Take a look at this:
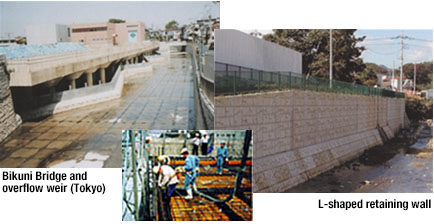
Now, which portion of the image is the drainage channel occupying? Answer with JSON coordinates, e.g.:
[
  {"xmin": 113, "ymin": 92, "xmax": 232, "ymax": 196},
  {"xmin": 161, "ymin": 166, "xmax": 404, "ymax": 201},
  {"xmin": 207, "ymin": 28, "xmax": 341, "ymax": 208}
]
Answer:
[
  {"xmin": 0, "ymin": 46, "xmax": 197, "ymax": 168},
  {"xmin": 285, "ymin": 121, "xmax": 433, "ymax": 193}
]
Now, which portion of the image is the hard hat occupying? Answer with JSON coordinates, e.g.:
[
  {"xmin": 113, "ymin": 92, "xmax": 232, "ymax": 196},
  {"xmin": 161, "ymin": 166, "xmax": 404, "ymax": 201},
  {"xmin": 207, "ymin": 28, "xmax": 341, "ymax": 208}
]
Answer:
[
  {"xmin": 195, "ymin": 133, "xmax": 200, "ymax": 136},
  {"xmin": 152, "ymin": 166, "xmax": 160, "ymax": 174},
  {"xmin": 145, "ymin": 136, "xmax": 152, "ymax": 144},
  {"xmin": 158, "ymin": 155, "xmax": 170, "ymax": 164},
  {"xmin": 220, "ymin": 141, "xmax": 225, "ymax": 145},
  {"xmin": 158, "ymin": 155, "xmax": 166, "ymax": 162},
  {"xmin": 181, "ymin": 148, "xmax": 188, "ymax": 154}
]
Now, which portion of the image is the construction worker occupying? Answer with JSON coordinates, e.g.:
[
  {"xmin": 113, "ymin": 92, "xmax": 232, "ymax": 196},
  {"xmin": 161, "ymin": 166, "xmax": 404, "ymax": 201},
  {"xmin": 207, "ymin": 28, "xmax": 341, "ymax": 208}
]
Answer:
[
  {"xmin": 192, "ymin": 133, "xmax": 200, "ymax": 156},
  {"xmin": 216, "ymin": 141, "xmax": 228, "ymax": 175},
  {"xmin": 200, "ymin": 133, "xmax": 209, "ymax": 156},
  {"xmin": 181, "ymin": 147, "xmax": 200, "ymax": 199},
  {"xmin": 153, "ymin": 164, "xmax": 179, "ymax": 218},
  {"xmin": 158, "ymin": 155, "xmax": 170, "ymax": 165},
  {"xmin": 145, "ymin": 137, "xmax": 152, "ymax": 154}
]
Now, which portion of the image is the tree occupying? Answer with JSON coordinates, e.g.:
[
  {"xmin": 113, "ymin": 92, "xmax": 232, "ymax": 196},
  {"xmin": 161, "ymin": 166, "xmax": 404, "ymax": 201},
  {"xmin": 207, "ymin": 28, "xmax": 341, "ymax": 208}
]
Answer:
[
  {"xmin": 365, "ymin": 62, "xmax": 389, "ymax": 75},
  {"xmin": 405, "ymin": 97, "xmax": 433, "ymax": 121},
  {"xmin": 354, "ymin": 64, "xmax": 378, "ymax": 86},
  {"xmin": 108, "ymin": 18, "xmax": 125, "ymax": 23},
  {"xmin": 165, "ymin": 20, "xmax": 179, "ymax": 30},
  {"xmin": 263, "ymin": 29, "xmax": 366, "ymax": 83},
  {"xmin": 402, "ymin": 61, "xmax": 433, "ymax": 90}
]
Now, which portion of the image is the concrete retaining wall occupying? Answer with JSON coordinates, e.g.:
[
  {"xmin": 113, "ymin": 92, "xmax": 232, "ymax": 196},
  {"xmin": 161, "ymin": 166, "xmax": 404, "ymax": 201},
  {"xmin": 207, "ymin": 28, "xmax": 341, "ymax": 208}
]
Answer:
[
  {"xmin": 215, "ymin": 90, "xmax": 405, "ymax": 192},
  {"xmin": 0, "ymin": 55, "xmax": 20, "ymax": 143}
]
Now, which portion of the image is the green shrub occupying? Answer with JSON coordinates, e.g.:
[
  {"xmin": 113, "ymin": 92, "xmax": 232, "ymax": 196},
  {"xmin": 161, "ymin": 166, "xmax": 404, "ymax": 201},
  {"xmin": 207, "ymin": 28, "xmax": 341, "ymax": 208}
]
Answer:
[{"xmin": 405, "ymin": 97, "xmax": 433, "ymax": 121}]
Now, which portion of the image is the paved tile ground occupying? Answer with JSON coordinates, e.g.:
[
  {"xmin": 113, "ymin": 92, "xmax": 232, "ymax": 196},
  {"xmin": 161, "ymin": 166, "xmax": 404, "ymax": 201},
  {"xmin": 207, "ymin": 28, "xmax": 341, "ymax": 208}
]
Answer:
[{"xmin": 0, "ymin": 56, "xmax": 194, "ymax": 168}]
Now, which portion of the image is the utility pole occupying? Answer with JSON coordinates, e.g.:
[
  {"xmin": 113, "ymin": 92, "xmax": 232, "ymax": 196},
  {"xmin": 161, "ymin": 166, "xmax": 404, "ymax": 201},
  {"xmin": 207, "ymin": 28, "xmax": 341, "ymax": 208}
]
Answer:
[
  {"xmin": 329, "ymin": 29, "xmax": 333, "ymax": 88},
  {"xmin": 413, "ymin": 62, "xmax": 416, "ymax": 95},
  {"xmin": 392, "ymin": 61, "xmax": 395, "ymax": 90},
  {"xmin": 400, "ymin": 36, "xmax": 404, "ymax": 92}
]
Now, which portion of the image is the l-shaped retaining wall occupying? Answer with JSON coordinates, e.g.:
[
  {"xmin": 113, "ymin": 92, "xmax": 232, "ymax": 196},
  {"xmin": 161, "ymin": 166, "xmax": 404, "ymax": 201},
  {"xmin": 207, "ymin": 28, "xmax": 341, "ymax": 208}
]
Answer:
[{"xmin": 215, "ymin": 90, "xmax": 405, "ymax": 192}]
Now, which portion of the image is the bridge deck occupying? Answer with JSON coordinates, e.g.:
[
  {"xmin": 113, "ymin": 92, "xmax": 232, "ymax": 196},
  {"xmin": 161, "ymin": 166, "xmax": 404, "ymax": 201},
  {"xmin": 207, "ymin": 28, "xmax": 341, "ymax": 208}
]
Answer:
[
  {"xmin": 8, "ymin": 42, "xmax": 159, "ymax": 87},
  {"xmin": 0, "ymin": 55, "xmax": 194, "ymax": 168}
]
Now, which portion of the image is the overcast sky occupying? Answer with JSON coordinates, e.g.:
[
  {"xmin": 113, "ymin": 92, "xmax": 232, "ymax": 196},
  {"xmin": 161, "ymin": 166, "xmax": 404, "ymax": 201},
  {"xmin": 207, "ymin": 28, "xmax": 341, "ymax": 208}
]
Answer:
[{"xmin": 0, "ymin": 1, "xmax": 220, "ymax": 38}]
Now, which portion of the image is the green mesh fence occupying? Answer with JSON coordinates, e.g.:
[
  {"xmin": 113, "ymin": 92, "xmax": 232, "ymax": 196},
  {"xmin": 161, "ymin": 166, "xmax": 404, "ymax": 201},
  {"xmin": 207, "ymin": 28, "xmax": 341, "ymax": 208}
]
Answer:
[{"xmin": 215, "ymin": 71, "xmax": 405, "ymax": 98}]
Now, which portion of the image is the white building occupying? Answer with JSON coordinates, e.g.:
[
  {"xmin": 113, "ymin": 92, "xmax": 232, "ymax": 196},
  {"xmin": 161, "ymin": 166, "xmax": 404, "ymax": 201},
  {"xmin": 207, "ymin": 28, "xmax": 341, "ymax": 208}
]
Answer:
[
  {"xmin": 25, "ymin": 24, "xmax": 71, "ymax": 45},
  {"xmin": 215, "ymin": 29, "xmax": 302, "ymax": 74}
]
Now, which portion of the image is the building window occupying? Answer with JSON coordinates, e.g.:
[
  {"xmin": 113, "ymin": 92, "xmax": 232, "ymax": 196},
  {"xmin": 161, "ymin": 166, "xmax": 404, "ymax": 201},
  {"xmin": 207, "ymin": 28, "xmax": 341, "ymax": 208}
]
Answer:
[
  {"xmin": 72, "ymin": 27, "xmax": 108, "ymax": 33},
  {"xmin": 127, "ymin": 25, "xmax": 138, "ymax": 28}
]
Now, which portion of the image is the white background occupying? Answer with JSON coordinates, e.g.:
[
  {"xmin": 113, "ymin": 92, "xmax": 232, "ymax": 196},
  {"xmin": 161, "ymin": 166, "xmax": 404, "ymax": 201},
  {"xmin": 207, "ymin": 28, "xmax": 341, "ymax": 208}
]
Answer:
[
  {"xmin": 222, "ymin": 0, "xmax": 434, "ymax": 223},
  {"xmin": 1, "ymin": 0, "xmax": 433, "ymax": 223}
]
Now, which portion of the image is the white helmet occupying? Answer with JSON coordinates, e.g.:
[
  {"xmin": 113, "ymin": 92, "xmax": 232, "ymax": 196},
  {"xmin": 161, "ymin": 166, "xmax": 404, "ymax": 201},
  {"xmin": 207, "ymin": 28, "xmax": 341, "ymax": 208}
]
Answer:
[
  {"xmin": 158, "ymin": 155, "xmax": 170, "ymax": 165},
  {"xmin": 145, "ymin": 136, "xmax": 152, "ymax": 143},
  {"xmin": 180, "ymin": 147, "xmax": 188, "ymax": 154},
  {"xmin": 153, "ymin": 166, "xmax": 160, "ymax": 174}
]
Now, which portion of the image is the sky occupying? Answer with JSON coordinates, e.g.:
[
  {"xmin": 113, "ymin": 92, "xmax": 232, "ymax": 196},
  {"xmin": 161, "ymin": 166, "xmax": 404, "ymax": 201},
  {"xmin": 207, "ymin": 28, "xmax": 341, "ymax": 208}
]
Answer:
[
  {"xmin": 355, "ymin": 29, "xmax": 432, "ymax": 69},
  {"xmin": 0, "ymin": 1, "xmax": 220, "ymax": 38},
  {"xmin": 242, "ymin": 29, "xmax": 432, "ymax": 69}
]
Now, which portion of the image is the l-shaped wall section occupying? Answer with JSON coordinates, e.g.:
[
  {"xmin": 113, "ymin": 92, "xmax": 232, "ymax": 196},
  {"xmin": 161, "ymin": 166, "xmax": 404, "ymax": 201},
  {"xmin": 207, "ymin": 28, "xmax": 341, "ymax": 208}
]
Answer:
[{"xmin": 215, "ymin": 90, "xmax": 405, "ymax": 192}]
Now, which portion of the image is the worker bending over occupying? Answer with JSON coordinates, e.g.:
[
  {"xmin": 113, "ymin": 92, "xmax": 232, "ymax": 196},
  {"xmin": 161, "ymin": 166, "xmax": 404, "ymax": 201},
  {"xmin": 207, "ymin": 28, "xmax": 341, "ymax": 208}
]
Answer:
[
  {"xmin": 216, "ymin": 141, "xmax": 228, "ymax": 175},
  {"xmin": 153, "ymin": 162, "xmax": 179, "ymax": 218},
  {"xmin": 181, "ymin": 148, "xmax": 200, "ymax": 199}
]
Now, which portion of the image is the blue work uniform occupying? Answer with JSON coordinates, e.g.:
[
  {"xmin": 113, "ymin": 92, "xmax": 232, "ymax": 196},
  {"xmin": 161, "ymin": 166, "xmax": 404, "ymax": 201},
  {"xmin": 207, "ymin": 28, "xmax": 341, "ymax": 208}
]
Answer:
[
  {"xmin": 184, "ymin": 155, "xmax": 200, "ymax": 190},
  {"xmin": 216, "ymin": 146, "xmax": 228, "ymax": 173}
]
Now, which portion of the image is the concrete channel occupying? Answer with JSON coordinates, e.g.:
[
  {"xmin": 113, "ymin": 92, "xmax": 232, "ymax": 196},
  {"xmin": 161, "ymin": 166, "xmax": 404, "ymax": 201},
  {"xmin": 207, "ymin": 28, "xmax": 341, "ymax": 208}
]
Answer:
[
  {"xmin": 0, "ymin": 42, "xmax": 212, "ymax": 168},
  {"xmin": 285, "ymin": 121, "xmax": 433, "ymax": 193}
]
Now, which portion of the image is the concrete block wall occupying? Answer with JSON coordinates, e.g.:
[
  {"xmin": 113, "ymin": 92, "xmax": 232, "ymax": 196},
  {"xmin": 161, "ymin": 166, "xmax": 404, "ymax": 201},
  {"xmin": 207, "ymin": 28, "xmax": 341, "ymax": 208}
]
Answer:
[
  {"xmin": 215, "ymin": 90, "xmax": 406, "ymax": 192},
  {"xmin": 0, "ymin": 55, "xmax": 19, "ymax": 143}
]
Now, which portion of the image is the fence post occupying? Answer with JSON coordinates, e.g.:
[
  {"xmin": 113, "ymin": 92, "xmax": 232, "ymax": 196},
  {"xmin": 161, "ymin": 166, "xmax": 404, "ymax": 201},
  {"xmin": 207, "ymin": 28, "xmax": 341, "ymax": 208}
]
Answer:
[
  {"xmin": 233, "ymin": 70, "xmax": 236, "ymax": 94},
  {"xmin": 278, "ymin": 72, "xmax": 281, "ymax": 89},
  {"xmin": 258, "ymin": 71, "xmax": 261, "ymax": 91},
  {"xmin": 289, "ymin": 72, "xmax": 292, "ymax": 89},
  {"xmin": 225, "ymin": 64, "xmax": 229, "ymax": 94}
]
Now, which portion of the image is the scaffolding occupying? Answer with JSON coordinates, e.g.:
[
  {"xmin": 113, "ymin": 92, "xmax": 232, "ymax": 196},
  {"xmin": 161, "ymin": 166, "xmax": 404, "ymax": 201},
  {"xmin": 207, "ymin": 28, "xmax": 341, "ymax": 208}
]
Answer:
[{"xmin": 122, "ymin": 130, "xmax": 253, "ymax": 221}]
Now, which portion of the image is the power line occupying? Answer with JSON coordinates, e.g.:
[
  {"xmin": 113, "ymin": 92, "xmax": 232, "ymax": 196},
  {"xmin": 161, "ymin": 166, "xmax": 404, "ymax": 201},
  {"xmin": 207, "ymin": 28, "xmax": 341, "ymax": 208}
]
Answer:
[
  {"xmin": 364, "ymin": 34, "xmax": 430, "ymax": 91},
  {"xmin": 364, "ymin": 36, "xmax": 432, "ymax": 43},
  {"xmin": 366, "ymin": 48, "xmax": 401, "ymax": 55},
  {"xmin": 362, "ymin": 42, "xmax": 400, "ymax": 46},
  {"xmin": 406, "ymin": 44, "xmax": 433, "ymax": 48},
  {"xmin": 364, "ymin": 37, "xmax": 395, "ymax": 41},
  {"xmin": 408, "ymin": 37, "xmax": 432, "ymax": 42}
]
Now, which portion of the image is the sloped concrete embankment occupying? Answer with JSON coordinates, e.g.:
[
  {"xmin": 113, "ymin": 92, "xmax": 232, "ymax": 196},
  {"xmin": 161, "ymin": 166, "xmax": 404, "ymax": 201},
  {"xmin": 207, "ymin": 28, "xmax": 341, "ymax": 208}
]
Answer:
[
  {"xmin": 0, "ymin": 55, "xmax": 21, "ymax": 143},
  {"xmin": 215, "ymin": 90, "xmax": 405, "ymax": 192}
]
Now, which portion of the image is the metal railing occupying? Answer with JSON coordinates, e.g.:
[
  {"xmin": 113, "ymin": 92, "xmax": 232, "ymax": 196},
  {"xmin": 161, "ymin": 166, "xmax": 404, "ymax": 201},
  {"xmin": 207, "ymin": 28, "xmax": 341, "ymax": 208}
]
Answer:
[{"xmin": 215, "ymin": 70, "xmax": 405, "ymax": 98}]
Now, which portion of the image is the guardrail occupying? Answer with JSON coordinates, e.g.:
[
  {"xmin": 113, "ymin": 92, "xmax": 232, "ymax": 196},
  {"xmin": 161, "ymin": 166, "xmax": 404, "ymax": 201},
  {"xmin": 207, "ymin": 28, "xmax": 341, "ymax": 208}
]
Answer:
[{"xmin": 215, "ymin": 70, "xmax": 405, "ymax": 98}]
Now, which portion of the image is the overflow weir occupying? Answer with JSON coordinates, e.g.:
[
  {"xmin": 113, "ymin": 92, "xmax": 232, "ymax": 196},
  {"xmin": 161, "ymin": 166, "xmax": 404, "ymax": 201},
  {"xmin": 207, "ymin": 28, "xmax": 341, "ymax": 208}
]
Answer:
[{"xmin": 0, "ymin": 41, "xmax": 213, "ymax": 168}]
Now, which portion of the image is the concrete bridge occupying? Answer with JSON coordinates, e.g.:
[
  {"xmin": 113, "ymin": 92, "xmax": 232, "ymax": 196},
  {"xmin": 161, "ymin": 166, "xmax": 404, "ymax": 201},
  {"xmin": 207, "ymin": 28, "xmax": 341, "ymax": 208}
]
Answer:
[
  {"xmin": 0, "ymin": 41, "xmax": 213, "ymax": 168},
  {"xmin": 8, "ymin": 42, "xmax": 159, "ymax": 88},
  {"xmin": 7, "ymin": 42, "xmax": 159, "ymax": 119}
]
